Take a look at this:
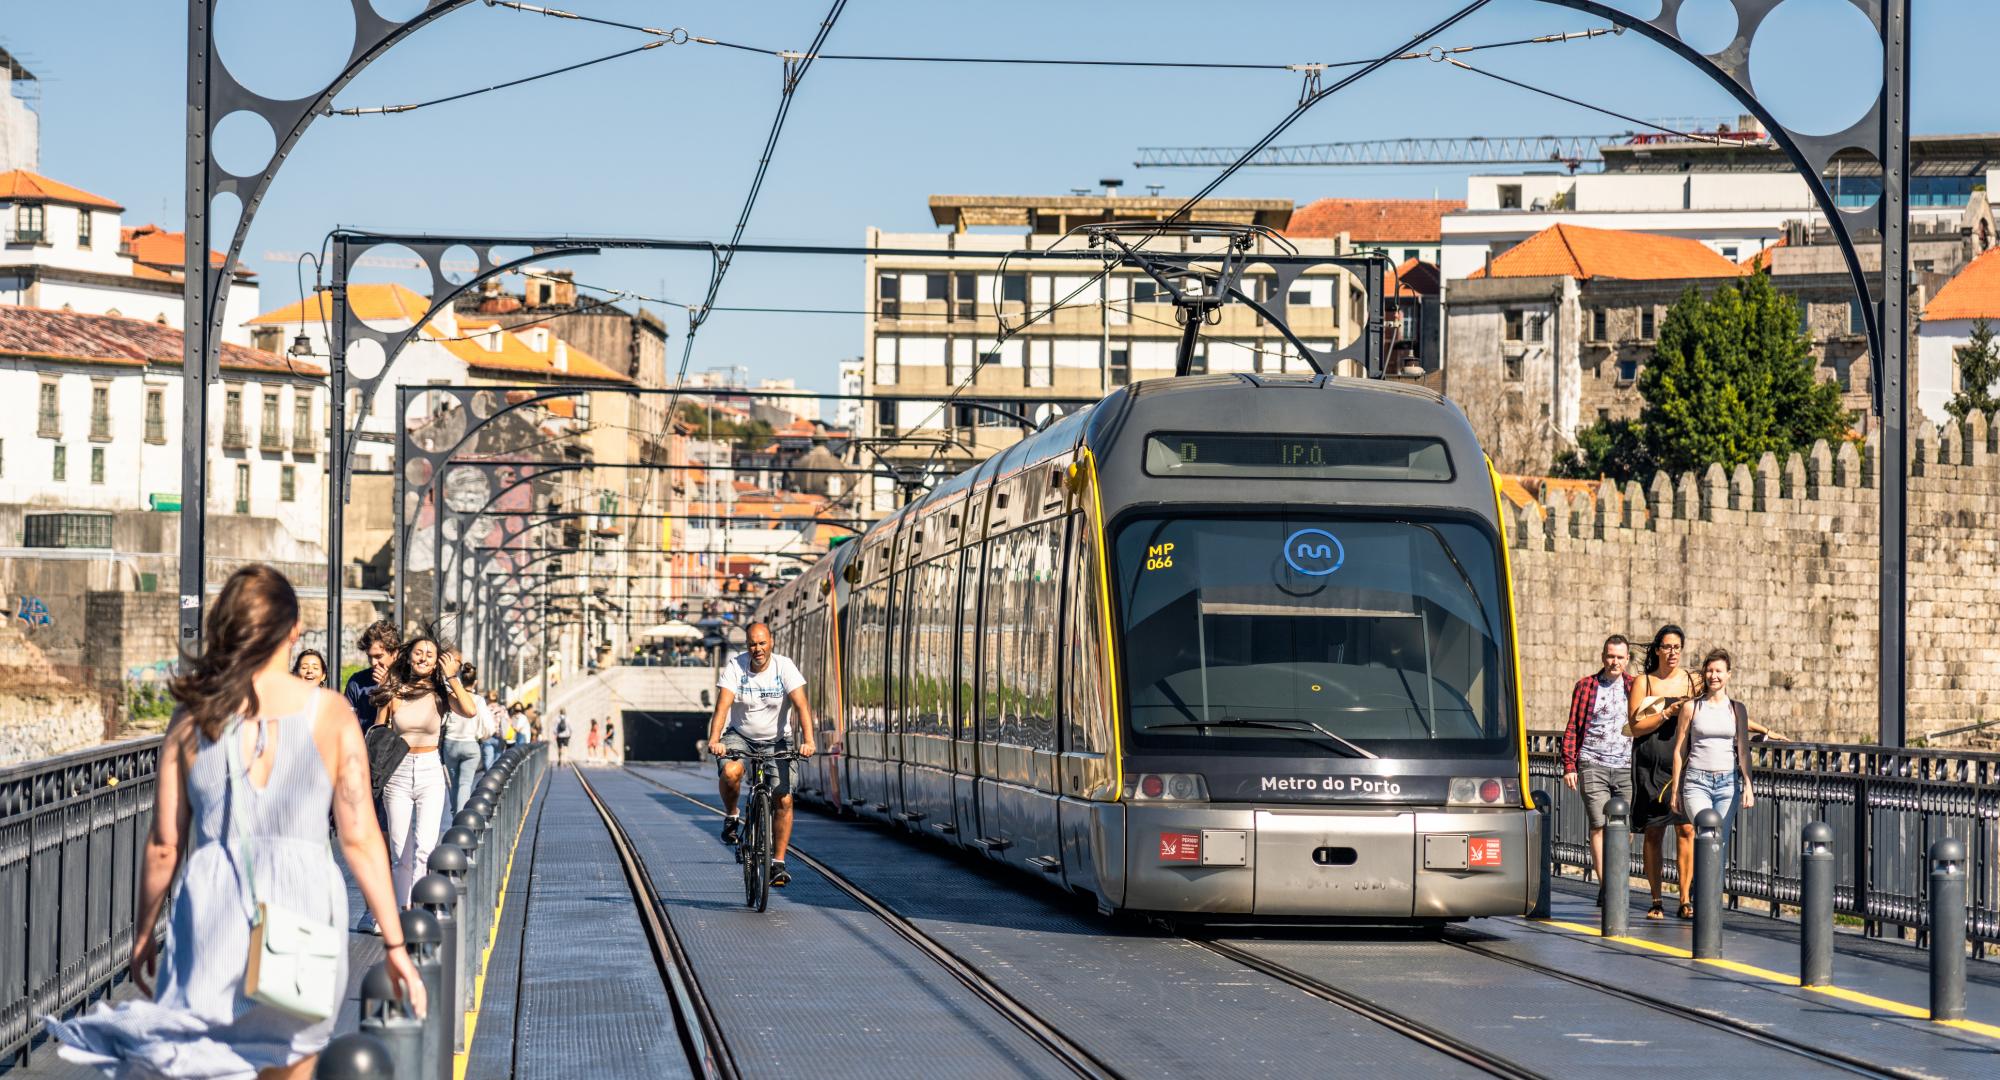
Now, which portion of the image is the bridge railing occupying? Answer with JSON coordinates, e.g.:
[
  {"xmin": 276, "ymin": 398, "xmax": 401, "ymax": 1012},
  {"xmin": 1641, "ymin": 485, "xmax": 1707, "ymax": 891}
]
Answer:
[
  {"xmin": 1, "ymin": 736, "xmax": 161, "ymax": 1063},
  {"xmin": 1528, "ymin": 732, "xmax": 2000, "ymax": 954}
]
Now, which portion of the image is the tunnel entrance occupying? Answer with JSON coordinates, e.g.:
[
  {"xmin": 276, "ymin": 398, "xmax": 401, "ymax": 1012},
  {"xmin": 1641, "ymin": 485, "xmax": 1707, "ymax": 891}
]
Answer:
[{"xmin": 620, "ymin": 710, "xmax": 709, "ymax": 762}]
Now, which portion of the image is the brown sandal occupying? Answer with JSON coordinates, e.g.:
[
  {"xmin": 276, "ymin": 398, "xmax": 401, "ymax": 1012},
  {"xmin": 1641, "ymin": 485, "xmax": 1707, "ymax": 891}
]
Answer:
[
  {"xmin": 1646, "ymin": 900, "xmax": 1665, "ymax": 920},
  {"xmin": 1677, "ymin": 902, "xmax": 1695, "ymax": 920}
]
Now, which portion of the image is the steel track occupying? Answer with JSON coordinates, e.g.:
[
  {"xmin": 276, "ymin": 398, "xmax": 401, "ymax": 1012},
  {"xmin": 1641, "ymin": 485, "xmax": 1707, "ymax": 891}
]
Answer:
[
  {"xmin": 572, "ymin": 766, "xmax": 739, "ymax": 1080},
  {"xmin": 618, "ymin": 766, "xmax": 1120, "ymax": 1080},
  {"xmin": 1441, "ymin": 934, "xmax": 1908, "ymax": 1079}
]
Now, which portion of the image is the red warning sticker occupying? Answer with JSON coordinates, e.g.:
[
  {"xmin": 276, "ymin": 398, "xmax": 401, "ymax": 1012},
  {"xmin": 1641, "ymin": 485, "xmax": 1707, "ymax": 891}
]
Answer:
[
  {"xmin": 1159, "ymin": 832, "xmax": 1202, "ymax": 862},
  {"xmin": 1469, "ymin": 837, "xmax": 1503, "ymax": 867}
]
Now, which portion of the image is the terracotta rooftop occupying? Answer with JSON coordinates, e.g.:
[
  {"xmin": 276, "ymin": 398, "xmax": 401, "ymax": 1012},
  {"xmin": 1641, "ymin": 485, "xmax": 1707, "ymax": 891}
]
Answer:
[
  {"xmin": 1468, "ymin": 223, "xmax": 1745, "ymax": 282},
  {"xmin": 120, "ymin": 223, "xmax": 236, "ymax": 273},
  {"xmin": 1924, "ymin": 245, "xmax": 2000, "ymax": 321},
  {"xmin": 0, "ymin": 169, "xmax": 122, "ymax": 211},
  {"xmin": 1384, "ymin": 258, "xmax": 1441, "ymax": 297},
  {"xmin": 1738, "ymin": 237, "xmax": 1785, "ymax": 272},
  {"xmin": 0, "ymin": 304, "xmax": 322, "ymax": 376},
  {"xmin": 249, "ymin": 282, "xmax": 431, "ymax": 326},
  {"xmin": 1286, "ymin": 198, "xmax": 1463, "ymax": 243}
]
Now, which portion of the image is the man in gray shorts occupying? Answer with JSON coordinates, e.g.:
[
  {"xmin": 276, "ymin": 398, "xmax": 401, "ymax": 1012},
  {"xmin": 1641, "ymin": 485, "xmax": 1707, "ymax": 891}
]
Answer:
[
  {"xmin": 707, "ymin": 622, "xmax": 817, "ymax": 887},
  {"xmin": 1562, "ymin": 634, "xmax": 1637, "ymax": 895}
]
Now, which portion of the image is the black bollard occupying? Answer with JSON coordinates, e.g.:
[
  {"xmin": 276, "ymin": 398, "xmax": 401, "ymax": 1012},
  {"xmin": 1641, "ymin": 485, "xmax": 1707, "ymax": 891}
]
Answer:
[
  {"xmin": 1800, "ymin": 822, "xmax": 1835, "ymax": 987},
  {"xmin": 443, "ymin": 824, "xmax": 483, "ymax": 949},
  {"xmin": 316, "ymin": 1031, "xmax": 394, "ymax": 1080},
  {"xmin": 1929, "ymin": 837, "xmax": 1966, "ymax": 1022},
  {"xmin": 400, "ymin": 907, "xmax": 448, "ymax": 1080},
  {"xmin": 358, "ymin": 961, "xmax": 424, "ymax": 1080},
  {"xmin": 1692, "ymin": 809, "xmax": 1723, "ymax": 959},
  {"xmin": 412, "ymin": 873, "xmax": 461, "ymax": 1054},
  {"xmin": 1602, "ymin": 797, "xmax": 1630, "ymax": 938},
  {"xmin": 429, "ymin": 843, "xmax": 472, "ymax": 1014},
  {"xmin": 1529, "ymin": 795, "xmax": 1552, "ymax": 919}
]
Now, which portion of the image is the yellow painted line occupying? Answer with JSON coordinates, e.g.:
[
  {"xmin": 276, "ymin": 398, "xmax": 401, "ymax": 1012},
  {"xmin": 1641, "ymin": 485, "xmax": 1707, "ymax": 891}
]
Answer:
[
  {"xmin": 1536, "ymin": 915, "xmax": 2000, "ymax": 1039},
  {"xmin": 450, "ymin": 762, "xmax": 547, "ymax": 1080}
]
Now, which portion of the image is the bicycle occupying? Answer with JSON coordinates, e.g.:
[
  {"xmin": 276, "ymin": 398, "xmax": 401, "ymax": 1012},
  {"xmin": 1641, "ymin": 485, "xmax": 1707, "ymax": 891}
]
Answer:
[{"xmin": 725, "ymin": 747, "xmax": 798, "ymax": 912}]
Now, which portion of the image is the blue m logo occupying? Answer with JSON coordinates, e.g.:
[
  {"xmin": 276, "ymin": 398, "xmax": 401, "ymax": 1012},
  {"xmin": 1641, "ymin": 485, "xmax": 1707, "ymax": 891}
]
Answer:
[{"xmin": 1283, "ymin": 529, "xmax": 1345, "ymax": 577}]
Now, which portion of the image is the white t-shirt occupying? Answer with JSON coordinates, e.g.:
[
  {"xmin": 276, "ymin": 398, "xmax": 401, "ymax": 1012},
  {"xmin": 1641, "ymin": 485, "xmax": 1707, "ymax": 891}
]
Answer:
[{"xmin": 719, "ymin": 652, "xmax": 806, "ymax": 742}]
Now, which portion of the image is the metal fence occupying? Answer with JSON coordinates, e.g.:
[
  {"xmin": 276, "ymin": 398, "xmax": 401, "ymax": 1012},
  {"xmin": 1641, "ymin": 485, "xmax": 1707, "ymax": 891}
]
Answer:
[
  {"xmin": 1, "ymin": 736, "xmax": 160, "ymax": 1063},
  {"xmin": 1528, "ymin": 732, "xmax": 2000, "ymax": 954}
]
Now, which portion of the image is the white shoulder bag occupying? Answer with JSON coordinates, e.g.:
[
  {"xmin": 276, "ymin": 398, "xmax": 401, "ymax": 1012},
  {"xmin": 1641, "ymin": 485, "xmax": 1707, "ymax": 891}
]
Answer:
[{"xmin": 224, "ymin": 717, "xmax": 344, "ymax": 1021}]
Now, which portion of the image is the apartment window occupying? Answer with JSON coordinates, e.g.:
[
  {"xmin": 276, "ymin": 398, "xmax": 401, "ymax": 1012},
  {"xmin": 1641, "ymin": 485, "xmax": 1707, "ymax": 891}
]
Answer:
[
  {"xmin": 14, "ymin": 203, "xmax": 45, "ymax": 243},
  {"xmin": 52, "ymin": 444, "xmax": 66, "ymax": 481},
  {"xmin": 1640, "ymin": 309, "xmax": 1656, "ymax": 339},
  {"xmin": 1001, "ymin": 274, "xmax": 1027, "ymax": 304},
  {"xmin": 1503, "ymin": 354, "xmax": 1523, "ymax": 381},
  {"xmin": 293, "ymin": 396, "xmax": 314, "ymax": 452},
  {"xmin": 1498, "ymin": 184, "xmax": 1523, "ymax": 210},
  {"xmin": 1110, "ymin": 347, "xmax": 1130, "ymax": 385},
  {"xmin": 235, "ymin": 463, "xmax": 251, "ymax": 514},
  {"xmin": 955, "ymin": 271, "xmax": 978, "ymax": 318},
  {"xmin": 1617, "ymin": 358, "xmax": 1639, "ymax": 384},
  {"xmin": 77, "ymin": 212, "xmax": 92, "ymax": 249},
  {"xmin": 90, "ymin": 383, "xmax": 111, "ymax": 441},
  {"xmin": 876, "ymin": 272, "xmax": 899, "ymax": 319},
  {"xmin": 1597, "ymin": 408, "xmax": 1611, "ymax": 424},
  {"xmin": 1504, "ymin": 310, "xmax": 1524, "ymax": 341},
  {"xmin": 1403, "ymin": 248, "xmax": 1421, "ymax": 263},
  {"xmin": 1591, "ymin": 309, "xmax": 1607, "ymax": 340},
  {"xmin": 37, "ymin": 379, "xmax": 59, "ymax": 437},
  {"xmin": 90, "ymin": 447, "xmax": 104, "ymax": 485},
  {"xmin": 875, "ymin": 337, "xmax": 898, "ymax": 385},
  {"xmin": 223, "ymin": 387, "xmax": 246, "ymax": 447},
  {"xmin": 260, "ymin": 392, "xmax": 282, "ymax": 450},
  {"xmin": 1848, "ymin": 298, "xmax": 1867, "ymax": 335},
  {"xmin": 1132, "ymin": 279, "xmax": 1159, "ymax": 305},
  {"xmin": 1721, "ymin": 245, "xmax": 1739, "ymax": 261},
  {"xmin": 145, "ymin": 389, "xmax": 166, "ymax": 444},
  {"xmin": 280, "ymin": 465, "xmax": 296, "ymax": 502},
  {"xmin": 875, "ymin": 399, "xmax": 896, "ymax": 430},
  {"xmin": 1526, "ymin": 314, "xmax": 1545, "ymax": 343},
  {"xmin": 1287, "ymin": 287, "xmax": 1312, "ymax": 307},
  {"xmin": 23, "ymin": 512, "xmax": 112, "ymax": 549},
  {"xmin": 925, "ymin": 273, "xmax": 947, "ymax": 303}
]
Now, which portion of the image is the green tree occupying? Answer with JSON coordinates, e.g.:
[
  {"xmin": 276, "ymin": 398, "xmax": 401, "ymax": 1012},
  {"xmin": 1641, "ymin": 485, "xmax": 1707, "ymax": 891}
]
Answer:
[
  {"xmin": 1944, "ymin": 317, "xmax": 2000, "ymax": 423},
  {"xmin": 1554, "ymin": 271, "xmax": 1850, "ymax": 481}
]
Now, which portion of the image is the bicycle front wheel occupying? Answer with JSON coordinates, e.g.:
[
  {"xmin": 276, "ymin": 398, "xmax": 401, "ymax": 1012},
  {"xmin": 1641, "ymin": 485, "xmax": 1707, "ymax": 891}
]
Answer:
[
  {"xmin": 752, "ymin": 792, "xmax": 774, "ymax": 913},
  {"xmin": 742, "ymin": 792, "xmax": 765, "ymax": 908}
]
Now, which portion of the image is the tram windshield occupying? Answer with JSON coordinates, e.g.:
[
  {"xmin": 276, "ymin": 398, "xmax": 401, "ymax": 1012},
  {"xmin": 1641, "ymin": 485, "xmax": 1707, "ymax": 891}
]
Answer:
[{"xmin": 1114, "ymin": 515, "xmax": 1514, "ymax": 757}]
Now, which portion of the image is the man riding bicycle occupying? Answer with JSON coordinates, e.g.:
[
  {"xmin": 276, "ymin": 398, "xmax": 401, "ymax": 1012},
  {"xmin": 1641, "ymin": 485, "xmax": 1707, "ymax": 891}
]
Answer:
[{"xmin": 708, "ymin": 622, "xmax": 816, "ymax": 887}]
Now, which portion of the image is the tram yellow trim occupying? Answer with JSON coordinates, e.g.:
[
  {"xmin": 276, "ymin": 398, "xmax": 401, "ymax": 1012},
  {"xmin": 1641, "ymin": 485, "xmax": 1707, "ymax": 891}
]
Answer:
[
  {"xmin": 1486, "ymin": 457, "xmax": 1534, "ymax": 802},
  {"xmin": 1082, "ymin": 447, "xmax": 1123, "ymax": 801}
]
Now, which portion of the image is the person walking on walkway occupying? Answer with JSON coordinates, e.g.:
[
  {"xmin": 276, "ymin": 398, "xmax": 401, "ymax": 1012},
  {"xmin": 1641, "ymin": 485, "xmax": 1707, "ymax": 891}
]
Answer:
[
  {"xmin": 603, "ymin": 718, "xmax": 618, "ymax": 764},
  {"xmin": 439, "ymin": 662, "xmax": 487, "ymax": 816},
  {"xmin": 371, "ymin": 635, "xmax": 479, "ymax": 909},
  {"xmin": 46, "ymin": 565, "xmax": 424, "ymax": 1079},
  {"xmin": 480, "ymin": 693, "xmax": 507, "ymax": 770},
  {"xmin": 1561, "ymin": 634, "xmax": 1636, "ymax": 897},
  {"xmin": 707, "ymin": 622, "xmax": 817, "ymax": 887},
  {"xmin": 1668, "ymin": 648, "xmax": 1758, "ymax": 900},
  {"xmin": 290, "ymin": 649, "xmax": 327, "ymax": 690},
  {"xmin": 586, "ymin": 718, "xmax": 600, "ymax": 764},
  {"xmin": 554, "ymin": 711, "xmax": 572, "ymax": 764},
  {"xmin": 343, "ymin": 620, "xmax": 399, "ymax": 732},
  {"xmin": 1626, "ymin": 624, "xmax": 1702, "ymax": 920}
]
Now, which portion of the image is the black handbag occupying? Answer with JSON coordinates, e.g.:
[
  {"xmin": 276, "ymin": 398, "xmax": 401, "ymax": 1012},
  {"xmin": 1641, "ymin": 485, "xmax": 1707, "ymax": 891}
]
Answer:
[{"xmin": 363, "ymin": 723, "xmax": 407, "ymax": 800}]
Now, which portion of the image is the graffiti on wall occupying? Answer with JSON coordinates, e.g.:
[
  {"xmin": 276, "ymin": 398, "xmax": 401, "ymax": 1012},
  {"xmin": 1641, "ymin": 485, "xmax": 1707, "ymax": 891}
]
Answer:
[
  {"xmin": 125, "ymin": 659, "xmax": 175, "ymax": 684},
  {"xmin": 12, "ymin": 596, "xmax": 52, "ymax": 630}
]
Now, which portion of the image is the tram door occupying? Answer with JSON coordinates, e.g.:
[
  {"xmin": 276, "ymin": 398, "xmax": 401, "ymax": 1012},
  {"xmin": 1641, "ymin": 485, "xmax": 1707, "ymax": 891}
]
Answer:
[
  {"xmin": 950, "ymin": 525, "xmax": 985, "ymax": 847},
  {"xmin": 886, "ymin": 526, "xmax": 915, "ymax": 824}
]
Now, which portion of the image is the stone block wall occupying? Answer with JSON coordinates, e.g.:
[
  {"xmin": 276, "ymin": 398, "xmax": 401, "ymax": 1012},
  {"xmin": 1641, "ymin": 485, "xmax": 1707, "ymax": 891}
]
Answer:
[
  {"xmin": 1506, "ymin": 412, "xmax": 2000, "ymax": 743},
  {"xmin": 0, "ymin": 624, "xmax": 111, "ymax": 765}
]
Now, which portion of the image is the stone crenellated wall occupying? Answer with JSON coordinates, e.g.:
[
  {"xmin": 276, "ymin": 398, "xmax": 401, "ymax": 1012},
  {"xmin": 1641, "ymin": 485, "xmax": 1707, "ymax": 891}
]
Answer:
[{"xmin": 1507, "ymin": 412, "xmax": 2000, "ymax": 744}]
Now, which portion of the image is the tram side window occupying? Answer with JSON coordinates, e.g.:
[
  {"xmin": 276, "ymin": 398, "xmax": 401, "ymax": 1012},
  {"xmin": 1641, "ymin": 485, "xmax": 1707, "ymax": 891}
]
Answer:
[
  {"xmin": 980, "ymin": 533, "xmax": 1010, "ymax": 746},
  {"xmin": 913, "ymin": 558, "xmax": 943, "ymax": 738},
  {"xmin": 1063, "ymin": 514, "xmax": 1110, "ymax": 756},
  {"xmin": 956, "ymin": 545, "xmax": 979, "ymax": 741},
  {"xmin": 1025, "ymin": 520, "xmax": 1062, "ymax": 752},
  {"xmin": 934, "ymin": 553, "xmax": 961, "ymax": 738},
  {"xmin": 888, "ymin": 566, "xmax": 911, "ymax": 734}
]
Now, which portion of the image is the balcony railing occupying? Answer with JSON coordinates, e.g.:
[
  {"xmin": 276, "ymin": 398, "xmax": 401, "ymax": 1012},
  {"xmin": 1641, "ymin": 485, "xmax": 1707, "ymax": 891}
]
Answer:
[
  {"xmin": 292, "ymin": 425, "xmax": 317, "ymax": 454},
  {"xmin": 37, "ymin": 409, "xmax": 59, "ymax": 438},
  {"xmin": 221, "ymin": 421, "xmax": 247, "ymax": 449},
  {"xmin": 12, "ymin": 228, "xmax": 44, "ymax": 244},
  {"xmin": 90, "ymin": 413, "xmax": 111, "ymax": 442},
  {"xmin": 259, "ymin": 425, "xmax": 284, "ymax": 451},
  {"xmin": 144, "ymin": 418, "xmax": 166, "ymax": 444}
]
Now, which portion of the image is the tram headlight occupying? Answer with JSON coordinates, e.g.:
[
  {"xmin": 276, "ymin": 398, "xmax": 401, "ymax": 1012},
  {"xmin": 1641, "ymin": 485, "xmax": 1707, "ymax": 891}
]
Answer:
[
  {"xmin": 1447, "ymin": 777, "xmax": 1520, "ymax": 806},
  {"xmin": 1126, "ymin": 773, "xmax": 1209, "ymax": 802}
]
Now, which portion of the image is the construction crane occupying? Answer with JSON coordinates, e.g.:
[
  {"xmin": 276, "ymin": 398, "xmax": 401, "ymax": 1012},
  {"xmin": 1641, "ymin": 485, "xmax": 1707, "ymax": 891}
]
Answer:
[{"xmin": 1132, "ymin": 129, "xmax": 1754, "ymax": 173}]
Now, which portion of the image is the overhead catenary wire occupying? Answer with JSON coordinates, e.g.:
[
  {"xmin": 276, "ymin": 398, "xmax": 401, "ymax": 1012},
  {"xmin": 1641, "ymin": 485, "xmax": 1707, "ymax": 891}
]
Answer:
[
  {"xmin": 1440, "ymin": 56, "xmax": 1734, "ymax": 146},
  {"xmin": 325, "ymin": 36, "xmax": 684, "ymax": 116}
]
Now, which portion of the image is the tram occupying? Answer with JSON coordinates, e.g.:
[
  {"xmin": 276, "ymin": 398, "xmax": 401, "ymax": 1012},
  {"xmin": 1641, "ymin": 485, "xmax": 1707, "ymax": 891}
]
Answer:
[{"xmin": 757, "ymin": 373, "xmax": 1540, "ymax": 921}]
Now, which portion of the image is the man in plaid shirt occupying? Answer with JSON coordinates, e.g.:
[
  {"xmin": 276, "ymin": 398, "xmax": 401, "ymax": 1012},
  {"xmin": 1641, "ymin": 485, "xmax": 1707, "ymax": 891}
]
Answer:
[{"xmin": 1562, "ymin": 635, "xmax": 1637, "ymax": 893}]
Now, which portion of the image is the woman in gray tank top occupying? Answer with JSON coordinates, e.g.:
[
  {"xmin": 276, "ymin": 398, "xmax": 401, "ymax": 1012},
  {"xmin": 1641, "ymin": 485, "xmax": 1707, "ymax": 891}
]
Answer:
[{"xmin": 46, "ymin": 565, "xmax": 423, "ymax": 1078}]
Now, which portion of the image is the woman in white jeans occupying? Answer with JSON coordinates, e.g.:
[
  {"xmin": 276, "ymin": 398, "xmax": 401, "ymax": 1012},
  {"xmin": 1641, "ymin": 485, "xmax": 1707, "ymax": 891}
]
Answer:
[
  {"xmin": 1667, "ymin": 647, "xmax": 1757, "ymax": 902},
  {"xmin": 371, "ymin": 635, "xmax": 479, "ymax": 907}
]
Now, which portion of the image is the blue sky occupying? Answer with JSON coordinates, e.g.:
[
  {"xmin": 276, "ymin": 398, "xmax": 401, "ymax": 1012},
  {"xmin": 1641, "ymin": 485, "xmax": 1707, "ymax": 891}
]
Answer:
[{"xmin": 4, "ymin": 0, "xmax": 1993, "ymax": 390}]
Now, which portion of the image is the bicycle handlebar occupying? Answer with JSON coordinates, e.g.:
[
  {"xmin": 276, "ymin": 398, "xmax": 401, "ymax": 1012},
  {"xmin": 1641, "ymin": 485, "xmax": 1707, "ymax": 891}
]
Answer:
[{"xmin": 722, "ymin": 748, "xmax": 802, "ymax": 762}]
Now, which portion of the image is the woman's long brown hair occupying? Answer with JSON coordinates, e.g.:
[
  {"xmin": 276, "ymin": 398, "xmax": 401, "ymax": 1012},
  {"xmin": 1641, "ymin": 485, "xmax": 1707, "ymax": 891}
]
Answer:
[{"xmin": 170, "ymin": 565, "xmax": 300, "ymax": 742}]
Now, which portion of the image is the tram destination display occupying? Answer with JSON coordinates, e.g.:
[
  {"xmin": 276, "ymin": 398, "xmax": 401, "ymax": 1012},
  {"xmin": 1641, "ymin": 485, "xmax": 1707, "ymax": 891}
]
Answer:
[{"xmin": 1144, "ymin": 432, "xmax": 1452, "ymax": 481}]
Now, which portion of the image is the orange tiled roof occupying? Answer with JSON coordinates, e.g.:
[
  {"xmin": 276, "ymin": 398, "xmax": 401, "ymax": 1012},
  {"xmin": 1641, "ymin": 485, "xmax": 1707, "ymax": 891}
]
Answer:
[
  {"xmin": 0, "ymin": 169, "xmax": 122, "ymax": 211},
  {"xmin": 249, "ymin": 282, "xmax": 432, "ymax": 326},
  {"xmin": 120, "ymin": 223, "xmax": 233, "ymax": 272},
  {"xmin": 1383, "ymin": 257, "xmax": 1441, "ymax": 296},
  {"xmin": 436, "ymin": 319, "xmax": 629, "ymax": 383},
  {"xmin": 1924, "ymin": 245, "xmax": 2000, "ymax": 321},
  {"xmin": 1739, "ymin": 237, "xmax": 1785, "ymax": 272},
  {"xmin": 1468, "ymin": 223, "xmax": 1745, "ymax": 282},
  {"xmin": 0, "ymin": 303, "xmax": 322, "ymax": 376},
  {"xmin": 1286, "ymin": 198, "xmax": 1463, "ymax": 243}
]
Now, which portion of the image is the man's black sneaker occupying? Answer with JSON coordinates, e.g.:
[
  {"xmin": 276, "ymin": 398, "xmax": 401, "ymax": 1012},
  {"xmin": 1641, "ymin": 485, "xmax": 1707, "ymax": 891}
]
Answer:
[
  {"xmin": 770, "ymin": 863, "xmax": 791, "ymax": 887},
  {"xmin": 720, "ymin": 817, "xmax": 740, "ymax": 845}
]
